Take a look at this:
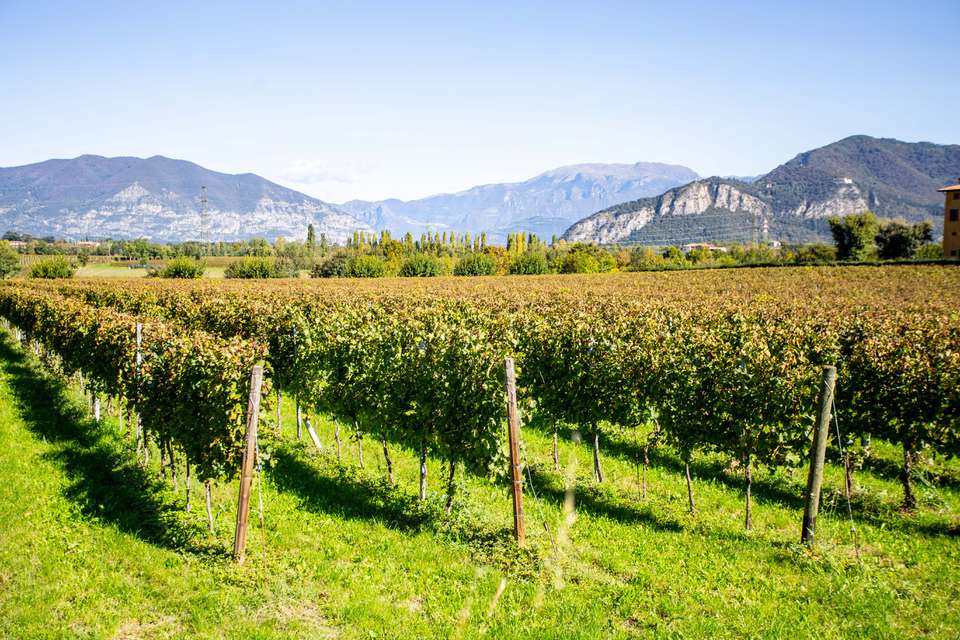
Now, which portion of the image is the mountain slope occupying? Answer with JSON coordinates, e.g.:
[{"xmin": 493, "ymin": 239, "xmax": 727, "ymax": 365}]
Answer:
[
  {"xmin": 0, "ymin": 155, "xmax": 371, "ymax": 242},
  {"xmin": 339, "ymin": 162, "xmax": 698, "ymax": 241},
  {"xmin": 564, "ymin": 136, "xmax": 960, "ymax": 245}
]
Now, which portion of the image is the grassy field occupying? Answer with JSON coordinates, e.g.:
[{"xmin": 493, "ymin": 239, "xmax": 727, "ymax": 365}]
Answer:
[
  {"xmin": 68, "ymin": 262, "xmax": 283, "ymax": 279},
  {"xmin": 0, "ymin": 330, "xmax": 958, "ymax": 638}
]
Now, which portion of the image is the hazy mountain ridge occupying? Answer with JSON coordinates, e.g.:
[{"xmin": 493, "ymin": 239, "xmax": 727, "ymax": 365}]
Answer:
[
  {"xmin": 0, "ymin": 155, "xmax": 371, "ymax": 242},
  {"xmin": 339, "ymin": 162, "xmax": 699, "ymax": 241},
  {"xmin": 563, "ymin": 136, "xmax": 960, "ymax": 245},
  {"xmin": 4, "ymin": 136, "xmax": 954, "ymax": 247}
]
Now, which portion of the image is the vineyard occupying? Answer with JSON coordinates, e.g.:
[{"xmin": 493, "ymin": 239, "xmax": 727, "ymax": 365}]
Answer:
[{"xmin": 0, "ymin": 265, "xmax": 959, "ymax": 638}]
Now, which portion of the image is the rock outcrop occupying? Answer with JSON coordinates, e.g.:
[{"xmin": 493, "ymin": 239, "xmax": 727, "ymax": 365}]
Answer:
[{"xmin": 563, "ymin": 136, "xmax": 960, "ymax": 245}]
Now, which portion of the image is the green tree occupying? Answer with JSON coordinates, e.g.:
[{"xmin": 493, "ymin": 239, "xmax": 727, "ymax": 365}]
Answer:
[
  {"xmin": 686, "ymin": 246, "xmax": 713, "ymax": 264},
  {"xmin": 0, "ymin": 242, "xmax": 20, "ymax": 279},
  {"xmin": 399, "ymin": 254, "xmax": 441, "ymax": 277},
  {"xmin": 245, "ymin": 238, "xmax": 274, "ymax": 257},
  {"xmin": 561, "ymin": 251, "xmax": 599, "ymax": 273},
  {"xmin": 792, "ymin": 243, "xmax": 836, "ymax": 264},
  {"xmin": 349, "ymin": 255, "xmax": 386, "ymax": 278},
  {"xmin": 662, "ymin": 246, "xmax": 687, "ymax": 265},
  {"xmin": 629, "ymin": 247, "xmax": 664, "ymax": 270},
  {"xmin": 828, "ymin": 211, "xmax": 879, "ymax": 260},
  {"xmin": 875, "ymin": 220, "xmax": 933, "ymax": 260},
  {"xmin": 453, "ymin": 253, "xmax": 497, "ymax": 276},
  {"xmin": 306, "ymin": 223, "xmax": 317, "ymax": 254},
  {"xmin": 28, "ymin": 256, "xmax": 75, "ymax": 279},
  {"xmin": 153, "ymin": 257, "xmax": 205, "ymax": 279},
  {"xmin": 560, "ymin": 244, "xmax": 614, "ymax": 274},
  {"xmin": 224, "ymin": 257, "xmax": 294, "ymax": 278},
  {"xmin": 311, "ymin": 252, "xmax": 350, "ymax": 278},
  {"xmin": 915, "ymin": 243, "xmax": 943, "ymax": 260},
  {"xmin": 509, "ymin": 251, "xmax": 549, "ymax": 275},
  {"xmin": 123, "ymin": 238, "xmax": 152, "ymax": 263}
]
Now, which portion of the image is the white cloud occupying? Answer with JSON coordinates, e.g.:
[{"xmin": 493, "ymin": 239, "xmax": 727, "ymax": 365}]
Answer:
[{"xmin": 280, "ymin": 160, "xmax": 362, "ymax": 185}]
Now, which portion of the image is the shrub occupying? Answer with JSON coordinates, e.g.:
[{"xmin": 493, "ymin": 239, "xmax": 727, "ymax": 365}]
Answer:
[
  {"xmin": 0, "ymin": 242, "xmax": 20, "ymax": 279},
  {"xmin": 152, "ymin": 257, "xmax": 205, "ymax": 279},
  {"xmin": 687, "ymin": 247, "xmax": 713, "ymax": 264},
  {"xmin": 383, "ymin": 257, "xmax": 403, "ymax": 277},
  {"xmin": 662, "ymin": 246, "xmax": 687, "ymax": 265},
  {"xmin": 914, "ymin": 243, "xmax": 943, "ymax": 260},
  {"xmin": 28, "ymin": 256, "xmax": 75, "ymax": 279},
  {"xmin": 225, "ymin": 257, "xmax": 297, "ymax": 279},
  {"xmin": 729, "ymin": 244, "xmax": 779, "ymax": 264},
  {"xmin": 226, "ymin": 257, "xmax": 272, "ymax": 279},
  {"xmin": 311, "ymin": 253, "xmax": 351, "ymax": 278},
  {"xmin": 792, "ymin": 243, "xmax": 837, "ymax": 264},
  {"xmin": 596, "ymin": 252, "xmax": 617, "ymax": 272},
  {"xmin": 454, "ymin": 253, "xmax": 497, "ymax": 276},
  {"xmin": 438, "ymin": 255, "xmax": 457, "ymax": 276},
  {"xmin": 271, "ymin": 258, "xmax": 300, "ymax": 278},
  {"xmin": 561, "ymin": 251, "xmax": 599, "ymax": 274},
  {"xmin": 399, "ymin": 254, "xmax": 441, "ymax": 277},
  {"xmin": 349, "ymin": 255, "xmax": 386, "ymax": 278},
  {"xmin": 629, "ymin": 247, "xmax": 664, "ymax": 271},
  {"xmin": 509, "ymin": 252, "xmax": 549, "ymax": 275}
]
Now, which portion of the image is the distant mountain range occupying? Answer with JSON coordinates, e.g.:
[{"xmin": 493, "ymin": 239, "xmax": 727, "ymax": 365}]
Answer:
[
  {"xmin": 0, "ymin": 155, "xmax": 371, "ymax": 243},
  {"xmin": 1, "ymin": 135, "xmax": 955, "ymax": 246},
  {"xmin": 563, "ymin": 136, "xmax": 960, "ymax": 245},
  {"xmin": 337, "ymin": 162, "xmax": 699, "ymax": 241}
]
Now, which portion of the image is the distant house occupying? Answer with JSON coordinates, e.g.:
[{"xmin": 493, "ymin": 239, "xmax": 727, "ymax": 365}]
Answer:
[
  {"xmin": 939, "ymin": 179, "xmax": 960, "ymax": 258},
  {"xmin": 681, "ymin": 242, "xmax": 728, "ymax": 253}
]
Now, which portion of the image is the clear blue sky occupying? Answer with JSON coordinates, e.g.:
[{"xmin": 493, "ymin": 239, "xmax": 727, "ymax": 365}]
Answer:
[{"xmin": 2, "ymin": 0, "xmax": 957, "ymax": 202}]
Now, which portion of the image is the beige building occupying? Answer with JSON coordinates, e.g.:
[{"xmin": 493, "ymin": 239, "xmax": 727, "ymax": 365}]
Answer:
[{"xmin": 940, "ymin": 179, "xmax": 960, "ymax": 258}]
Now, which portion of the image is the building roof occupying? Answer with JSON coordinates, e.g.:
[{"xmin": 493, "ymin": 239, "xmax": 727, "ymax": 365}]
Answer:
[{"xmin": 938, "ymin": 180, "xmax": 960, "ymax": 192}]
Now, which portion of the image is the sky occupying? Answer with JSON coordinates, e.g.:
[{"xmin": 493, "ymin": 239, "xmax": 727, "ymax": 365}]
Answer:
[{"xmin": 2, "ymin": 0, "xmax": 958, "ymax": 203}]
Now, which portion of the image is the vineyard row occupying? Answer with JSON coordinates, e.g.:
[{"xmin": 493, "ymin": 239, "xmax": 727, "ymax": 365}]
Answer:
[{"xmin": 3, "ymin": 275, "xmax": 958, "ymax": 523}]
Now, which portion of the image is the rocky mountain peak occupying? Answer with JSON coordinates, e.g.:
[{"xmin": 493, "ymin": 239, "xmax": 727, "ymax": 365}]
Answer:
[
  {"xmin": 0, "ymin": 155, "xmax": 371, "ymax": 242},
  {"xmin": 562, "ymin": 136, "xmax": 960, "ymax": 245}
]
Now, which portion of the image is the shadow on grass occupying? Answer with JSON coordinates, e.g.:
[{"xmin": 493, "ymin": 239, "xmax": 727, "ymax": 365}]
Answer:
[
  {"xmin": 551, "ymin": 424, "xmax": 808, "ymax": 510},
  {"xmin": 271, "ymin": 446, "xmax": 432, "ymax": 531},
  {"xmin": 529, "ymin": 421, "xmax": 959, "ymax": 539},
  {"xmin": 524, "ymin": 466, "xmax": 684, "ymax": 533},
  {"xmin": 852, "ymin": 451, "xmax": 960, "ymax": 492},
  {"xmin": 269, "ymin": 445, "xmax": 536, "ymax": 572},
  {"xmin": 0, "ymin": 334, "xmax": 214, "ymax": 556}
]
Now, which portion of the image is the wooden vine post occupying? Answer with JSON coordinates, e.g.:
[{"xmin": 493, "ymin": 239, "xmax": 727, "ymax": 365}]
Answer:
[
  {"xmin": 801, "ymin": 365, "xmax": 836, "ymax": 546},
  {"xmin": 233, "ymin": 364, "xmax": 264, "ymax": 564},
  {"xmin": 504, "ymin": 357, "xmax": 526, "ymax": 547},
  {"xmin": 305, "ymin": 417, "xmax": 323, "ymax": 452},
  {"xmin": 135, "ymin": 322, "xmax": 144, "ymax": 460}
]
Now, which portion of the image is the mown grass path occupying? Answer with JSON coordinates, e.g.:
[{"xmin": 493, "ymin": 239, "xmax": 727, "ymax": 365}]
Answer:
[{"xmin": 1, "ymin": 330, "xmax": 959, "ymax": 638}]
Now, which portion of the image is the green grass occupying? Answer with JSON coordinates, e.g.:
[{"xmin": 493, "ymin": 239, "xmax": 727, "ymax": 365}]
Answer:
[
  {"xmin": 74, "ymin": 262, "xmax": 150, "ymax": 278},
  {"xmin": 69, "ymin": 263, "xmax": 294, "ymax": 279},
  {"xmin": 0, "ymin": 333, "xmax": 958, "ymax": 638},
  {"xmin": 71, "ymin": 262, "xmax": 229, "ymax": 279}
]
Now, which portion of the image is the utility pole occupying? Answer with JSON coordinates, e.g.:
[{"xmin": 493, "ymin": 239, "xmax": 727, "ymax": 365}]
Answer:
[{"xmin": 199, "ymin": 185, "xmax": 208, "ymax": 252}]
